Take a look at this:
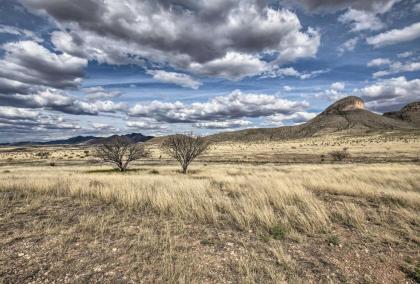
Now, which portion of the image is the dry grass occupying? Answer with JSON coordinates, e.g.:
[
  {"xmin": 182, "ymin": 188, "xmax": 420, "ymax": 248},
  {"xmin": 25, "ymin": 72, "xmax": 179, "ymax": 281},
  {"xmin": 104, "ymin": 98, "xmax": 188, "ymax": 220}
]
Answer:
[
  {"xmin": 1, "ymin": 163, "xmax": 419, "ymax": 235},
  {"xmin": 1, "ymin": 134, "xmax": 419, "ymax": 282}
]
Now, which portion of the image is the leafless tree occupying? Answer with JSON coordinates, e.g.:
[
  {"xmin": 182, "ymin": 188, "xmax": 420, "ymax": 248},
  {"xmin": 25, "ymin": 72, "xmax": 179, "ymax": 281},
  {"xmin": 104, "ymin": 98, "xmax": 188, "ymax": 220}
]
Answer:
[
  {"xmin": 161, "ymin": 134, "xmax": 209, "ymax": 174},
  {"xmin": 94, "ymin": 137, "xmax": 149, "ymax": 171}
]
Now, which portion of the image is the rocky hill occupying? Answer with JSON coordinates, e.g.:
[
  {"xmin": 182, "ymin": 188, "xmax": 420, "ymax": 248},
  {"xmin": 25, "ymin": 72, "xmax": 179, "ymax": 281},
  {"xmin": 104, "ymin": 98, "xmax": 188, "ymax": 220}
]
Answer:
[
  {"xmin": 383, "ymin": 102, "xmax": 420, "ymax": 127},
  {"xmin": 208, "ymin": 96, "xmax": 417, "ymax": 142}
]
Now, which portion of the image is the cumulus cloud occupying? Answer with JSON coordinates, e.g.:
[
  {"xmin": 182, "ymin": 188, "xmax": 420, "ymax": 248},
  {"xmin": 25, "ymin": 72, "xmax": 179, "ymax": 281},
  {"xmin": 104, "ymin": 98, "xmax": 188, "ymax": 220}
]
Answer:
[
  {"xmin": 147, "ymin": 70, "xmax": 201, "ymax": 89},
  {"xmin": 367, "ymin": 22, "xmax": 420, "ymax": 47},
  {"xmin": 194, "ymin": 120, "xmax": 252, "ymax": 129},
  {"xmin": 269, "ymin": 111, "xmax": 317, "ymax": 125},
  {"xmin": 367, "ymin": 56, "xmax": 420, "ymax": 78},
  {"xmin": 0, "ymin": 24, "xmax": 43, "ymax": 42},
  {"xmin": 0, "ymin": 107, "xmax": 82, "ymax": 143},
  {"xmin": 22, "ymin": 0, "xmax": 320, "ymax": 80},
  {"xmin": 397, "ymin": 51, "xmax": 414, "ymax": 58},
  {"xmin": 372, "ymin": 61, "xmax": 420, "ymax": 78},
  {"xmin": 338, "ymin": 9, "xmax": 384, "ymax": 32},
  {"xmin": 0, "ymin": 106, "xmax": 39, "ymax": 120},
  {"xmin": 283, "ymin": 85, "xmax": 293, "ymax": 92},
  {"xmin": 126, "ymin": 119, "xmax": 166, "ymax": 130},
  {"xmin": 83, "ymin": 86, "xmax": 122, "ymax": 100},
  {"xmin": 367, "ymin": 58, "xmax": 392, "ymax": 67},
  {"xmin": 0, "ymin": 40, "xmax": 87, "ymax": 90},
  {"xmin": 316, "ymin": 82, "xmax": 347, "ymax": 101},
  {"xmin": 357, "ymin": 76, "xmax": 420, "ymax": 111},
  {"xmin": 0, "ymin": 89, "xmax": 126, "ymax": 115},
  {"xmin": 337, "ymin": 37, "xmax": 359, "ymax": 55},
  {"xmin": 263, "ymin": 66, "xmax": 329, "ymax": 80},
  {"xmin": 129, "ymin": 90, "xmax": 309, "ymax": 123},
  {"xmin": 288, "ymin": 0, "xmax": 398, "ymax": 13}
]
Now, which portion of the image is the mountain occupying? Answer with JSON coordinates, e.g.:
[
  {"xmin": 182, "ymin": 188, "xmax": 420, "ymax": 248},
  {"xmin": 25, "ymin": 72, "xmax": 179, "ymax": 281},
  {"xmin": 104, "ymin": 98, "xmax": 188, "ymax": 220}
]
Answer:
[
  {"xmin": 383, "ymin": 102, "xmax": 420, "ymax": 127},
  {"xmin": 208, "ymin": 96, "xmax": 417, "ymax": 142},
  {"xmin": 2, "ymin": 133, "xmax": 154, "ymax": 146}
]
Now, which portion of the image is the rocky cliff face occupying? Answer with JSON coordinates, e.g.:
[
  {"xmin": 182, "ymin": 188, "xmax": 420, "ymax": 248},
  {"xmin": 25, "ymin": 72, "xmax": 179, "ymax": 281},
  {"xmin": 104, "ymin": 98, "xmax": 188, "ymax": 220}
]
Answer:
[
  {"xmin": 321, "ymin": 96, "xmax": 365, "ymax": 115},
  {"xmin": 383, "ymin": 102, "xmax": 420, "ymax": 127}
]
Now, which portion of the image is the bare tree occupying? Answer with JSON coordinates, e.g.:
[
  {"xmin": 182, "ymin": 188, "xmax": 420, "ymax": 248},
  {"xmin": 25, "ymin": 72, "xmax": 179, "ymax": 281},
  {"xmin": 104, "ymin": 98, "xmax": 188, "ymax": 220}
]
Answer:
[
  {"xmin": 94, "ymin": 137, "xmax": 149, "ymax": 171},
  {"xmin": 161, "ymin": 134, "xmax": 209, "ymax": 174}
]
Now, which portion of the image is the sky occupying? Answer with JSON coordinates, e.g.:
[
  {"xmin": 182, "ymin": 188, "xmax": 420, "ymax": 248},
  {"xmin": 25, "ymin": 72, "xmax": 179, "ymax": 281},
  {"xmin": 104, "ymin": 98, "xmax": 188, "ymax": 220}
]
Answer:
[{"xmin": 0, "ymin": 0, "xmax": 419, "ymax": 143}]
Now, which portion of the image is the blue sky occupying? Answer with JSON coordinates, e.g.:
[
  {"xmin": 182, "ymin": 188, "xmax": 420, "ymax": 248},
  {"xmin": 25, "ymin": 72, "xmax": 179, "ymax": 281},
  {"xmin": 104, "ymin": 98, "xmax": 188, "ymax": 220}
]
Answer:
[{"xmin": 0, "ymin": 0, "xmax": 419, "ymax": 142}]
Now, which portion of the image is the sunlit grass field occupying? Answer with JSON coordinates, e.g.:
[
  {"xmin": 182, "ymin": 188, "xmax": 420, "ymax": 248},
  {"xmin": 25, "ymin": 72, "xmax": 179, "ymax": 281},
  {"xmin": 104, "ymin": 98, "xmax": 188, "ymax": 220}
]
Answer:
[{"xmin": 1, "ymin": 133, "xmax": 419, "ymax": 283}]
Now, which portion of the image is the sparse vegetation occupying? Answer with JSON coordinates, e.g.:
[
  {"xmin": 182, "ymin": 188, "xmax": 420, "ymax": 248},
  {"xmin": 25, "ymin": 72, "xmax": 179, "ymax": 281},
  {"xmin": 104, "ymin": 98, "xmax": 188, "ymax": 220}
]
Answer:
[
  {"xmin": 94, "ymin": 137, "xmax": 150, "ymax": 171},
  {"xmin": 329, "ymin": 149, "xmax": 350, "ymax": 161},
  {"xmin": 161, "ymin": 134, "xmax": 209, "ymax": 173},
  {"xmin": 0, "ymin": 133, "xmax": 419, "ymax": 283}
]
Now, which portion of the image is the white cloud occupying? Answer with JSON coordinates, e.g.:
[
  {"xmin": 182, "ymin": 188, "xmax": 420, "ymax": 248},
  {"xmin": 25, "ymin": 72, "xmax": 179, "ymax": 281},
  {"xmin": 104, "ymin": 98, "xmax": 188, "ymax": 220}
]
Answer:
[
  {"xmin": 24, "ymin": 1, "xmax": 321, "ymax": 80},
  {"xmin": 0, "ymin": 88, "xmax": 127, "ymax": 115},
  {"xmin": 331, "ymin": 82, "xmax": 346, "ymax": 91},
  {"xmin": 367, "ymin": 22, "xmax": 420, "ymax": 47},
  {"xmin": 147, "ymin": 70, "xmax": 201, "ymax": 89},
  {"xmin": 190, "ymin": 52, "xmax": 268, "ymax": 80},
  {"xmin": 83, "ymin": 86, "xmax": 122, "ymax": 100},
  {"xmin": 316, "ymin": 82, "xmax": 347, "ymax": 101},
  {"xmin": 288, "ymin": 0, "xmax": 398, "ymax": 13},
  {"xmin": 338, "ymin": 9, "xmax": 384, "ymax": 32},
  {"xmin": 338, "ymin": 37, "xmax": 359, "ymax": 55},
  {"xmin": 0, "ymin": 24, "xmax": 42, "ymax": 42},
  {"xmin": 0, "ymin": 106, "xmax": 39, "ymax": 120},
  {"xmin": 397, "ymin": 51, "xmax": 414, "ymax": 58},
  {"xmin": 368, "ymin": 56, "xmax": 420, "ymax": 78},
  {"xmin": 0, "ymin": 40, "xmax": 87, "ymax": 90},
  {"xmin": 367, "ymin": 58, "xmax": 392, "ymax": 67},
  {"xmin": 263, "ymin": 66, "xmax": 329, "ymax": 80},
  {"xmin": 194, "ymin": 120, "xmax": 252, "ymax": 129},
  {"xmin": 129, "ymin": 89, "xmax": 309, "ymax": 123},
  {"xmin": 283, "ymin": 85, "xmax": 293, "ymax": 92},
  {"xmin": 358, "ymin": 76, "xmax": 420, "ymax": 111},
  {"xmin": 269, "ymin": 111, "xmax": 317, "ymax": 125},
  {"xmin": 373, "ymin": 61, "xmax": 420, "ymax": 78},
  {"xmin": 126, "ymin": 119, "xmax": 166, "ymax": 130}
]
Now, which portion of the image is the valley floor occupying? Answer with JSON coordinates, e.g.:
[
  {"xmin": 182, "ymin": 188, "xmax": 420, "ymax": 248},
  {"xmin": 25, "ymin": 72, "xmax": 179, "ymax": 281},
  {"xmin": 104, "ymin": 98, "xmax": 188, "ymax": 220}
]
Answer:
[{"xmin": 0, "ymin": 162, "xmax": 419, "ymax": 283}]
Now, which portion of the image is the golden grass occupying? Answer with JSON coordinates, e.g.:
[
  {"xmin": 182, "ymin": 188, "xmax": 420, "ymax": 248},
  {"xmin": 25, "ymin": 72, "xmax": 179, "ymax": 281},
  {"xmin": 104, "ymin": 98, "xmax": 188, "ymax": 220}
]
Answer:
[{"xmin": 1, "ymin": 163, "xmax": 419, "ymax": 237}]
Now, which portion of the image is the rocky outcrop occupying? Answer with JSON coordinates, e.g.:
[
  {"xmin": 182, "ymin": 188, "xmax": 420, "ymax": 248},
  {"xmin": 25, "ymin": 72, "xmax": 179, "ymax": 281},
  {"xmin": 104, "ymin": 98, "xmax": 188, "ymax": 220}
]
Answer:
[
  {"xmin": 322, "ymin": 96, "xmax": 365, "ymax": 115},
  {"xmin": 383, "ymin": 102, "xmax": 420, "ymax": 127}
]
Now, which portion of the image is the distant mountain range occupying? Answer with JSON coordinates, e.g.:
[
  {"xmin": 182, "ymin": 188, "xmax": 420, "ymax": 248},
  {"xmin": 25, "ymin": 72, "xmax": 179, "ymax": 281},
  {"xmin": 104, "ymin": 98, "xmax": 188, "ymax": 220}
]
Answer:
[
  {"xmin": 208, "ymin": 97, "xmax": 420, "ymax": 142},
  {"xmin": 2, "ymin": 97, "xmax": 419, "ymax": 146},
  {"xmin": 1, "ymin": 133, "xmax": 154, "ymax": 146}
]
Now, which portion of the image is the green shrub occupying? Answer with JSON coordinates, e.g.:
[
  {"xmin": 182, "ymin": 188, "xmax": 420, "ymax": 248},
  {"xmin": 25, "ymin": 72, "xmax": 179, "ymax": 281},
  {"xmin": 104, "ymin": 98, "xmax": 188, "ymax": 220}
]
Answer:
[{"xmin": 270, "ymin": 224, "xmax": 287, "ymax": 240}]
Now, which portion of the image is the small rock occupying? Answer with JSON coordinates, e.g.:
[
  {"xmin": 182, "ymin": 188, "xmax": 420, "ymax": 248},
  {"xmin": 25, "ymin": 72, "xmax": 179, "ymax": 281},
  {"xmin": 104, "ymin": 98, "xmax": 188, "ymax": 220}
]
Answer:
[{"xmin": 18, "ymin": 253, "xmax": 24, "ymax": 257}]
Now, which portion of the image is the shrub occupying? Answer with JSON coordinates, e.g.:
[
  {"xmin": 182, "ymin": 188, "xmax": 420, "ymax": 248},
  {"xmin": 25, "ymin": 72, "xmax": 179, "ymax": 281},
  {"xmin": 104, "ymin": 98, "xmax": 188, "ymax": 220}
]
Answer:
[
  {"xmin": 329, "ymin": 150, "xmax": 350, "ymax": 161},
  {"xmin": 149, "ymin": 169, "xmax": 160, "ymax": 175},
  {"xmin": 270, "ymin": 224, "xmax": 287, "ymax": 240},
  {"xmin": 49, "ymin": 162, "xmax": 56, "ymax": 167},
  {"xmin": 327, "ymin": 235, "xmax": 340, "ymax": 246}
]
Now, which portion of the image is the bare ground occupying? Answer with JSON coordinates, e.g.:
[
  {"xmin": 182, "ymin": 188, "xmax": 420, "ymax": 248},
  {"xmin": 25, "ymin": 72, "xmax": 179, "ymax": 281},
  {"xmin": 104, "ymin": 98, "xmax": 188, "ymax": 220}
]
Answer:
[{"xmin": 1, "ymin": 190, "xmax": 418, "ymax": 283}]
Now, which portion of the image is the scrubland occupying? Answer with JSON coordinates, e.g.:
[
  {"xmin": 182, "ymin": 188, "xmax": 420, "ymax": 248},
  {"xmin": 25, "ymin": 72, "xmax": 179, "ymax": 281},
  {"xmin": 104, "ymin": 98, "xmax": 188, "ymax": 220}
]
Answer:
[{"xmin": 0, "ymin": 133, "xmax": 419, "ymax": 283}]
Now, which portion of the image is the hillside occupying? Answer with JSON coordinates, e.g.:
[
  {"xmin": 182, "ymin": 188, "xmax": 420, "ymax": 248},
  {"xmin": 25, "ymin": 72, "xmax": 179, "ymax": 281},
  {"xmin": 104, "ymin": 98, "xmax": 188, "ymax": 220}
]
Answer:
[
  {"xmin": 208, "ymin": 96, "xmax": 416, "ymax": 142},
  {"xmin": 383, "ymin": 102, "xmax": 420, "ymax": 127}
]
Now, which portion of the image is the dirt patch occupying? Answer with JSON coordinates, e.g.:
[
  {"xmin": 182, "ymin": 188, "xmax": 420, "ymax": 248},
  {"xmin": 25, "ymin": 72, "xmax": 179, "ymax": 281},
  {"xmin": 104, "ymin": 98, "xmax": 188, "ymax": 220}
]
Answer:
[{"xmin": 0, "ymin": 190, "xmax": 418, "ymax": 283}]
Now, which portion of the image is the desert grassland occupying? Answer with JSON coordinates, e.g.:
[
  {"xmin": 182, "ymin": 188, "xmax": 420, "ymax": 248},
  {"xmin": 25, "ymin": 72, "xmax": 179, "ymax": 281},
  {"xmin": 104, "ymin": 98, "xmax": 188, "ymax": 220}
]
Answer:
[
  {"xmin": 1, "ymin": 163, "xmax": 419, "ymax": 236},
  {"xmin": 1, "ymin": 132, "xmax": 420, "ymax": 164},
  {"xmin": 1, "ymin": 134, "xmax": 420, "ymax": 282}
]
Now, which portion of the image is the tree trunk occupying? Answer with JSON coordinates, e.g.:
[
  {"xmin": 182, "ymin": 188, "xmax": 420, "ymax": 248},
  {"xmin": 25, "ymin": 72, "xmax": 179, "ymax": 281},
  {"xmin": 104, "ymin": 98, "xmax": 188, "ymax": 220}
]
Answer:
[{"xmin": 182, "ymin": 165, "xmax": 188, "ymax": 174}]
